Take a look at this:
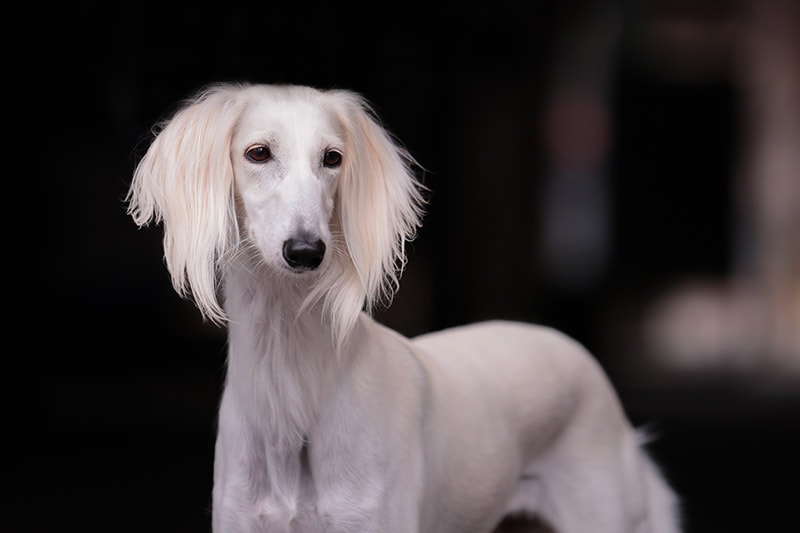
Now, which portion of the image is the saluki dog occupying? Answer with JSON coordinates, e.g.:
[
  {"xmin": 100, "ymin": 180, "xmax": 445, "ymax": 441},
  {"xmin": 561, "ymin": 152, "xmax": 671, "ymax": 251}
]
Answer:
[{"xmin": 127, "ymin": 83, "xmax": 681, "ymax": 532}]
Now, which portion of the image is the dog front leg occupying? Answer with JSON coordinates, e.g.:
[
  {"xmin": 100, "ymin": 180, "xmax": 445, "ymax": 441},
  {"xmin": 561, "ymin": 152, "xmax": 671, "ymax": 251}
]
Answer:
[{"xmin": 315, "ymin": 477, "xmax": 422, "ymax": 533}]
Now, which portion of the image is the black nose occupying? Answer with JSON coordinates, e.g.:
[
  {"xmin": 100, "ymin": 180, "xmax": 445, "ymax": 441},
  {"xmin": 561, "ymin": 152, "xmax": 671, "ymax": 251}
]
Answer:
[{"xmin": 282, "ymin": 237, "xmax": 326, "ymax": 270}]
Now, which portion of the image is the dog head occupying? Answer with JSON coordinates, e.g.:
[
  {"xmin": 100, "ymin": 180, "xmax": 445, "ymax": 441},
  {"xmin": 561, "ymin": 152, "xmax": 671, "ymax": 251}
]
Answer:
[{"xmin": 127, "ymin": 83, "xmax": 425, "ymax": 345}]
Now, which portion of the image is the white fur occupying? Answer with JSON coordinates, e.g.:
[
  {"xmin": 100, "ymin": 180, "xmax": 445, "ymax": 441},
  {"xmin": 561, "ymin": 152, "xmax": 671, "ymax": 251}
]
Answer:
[{"xmin": 127, "ymin": 83, "xmax": 682, "ymax": 532}]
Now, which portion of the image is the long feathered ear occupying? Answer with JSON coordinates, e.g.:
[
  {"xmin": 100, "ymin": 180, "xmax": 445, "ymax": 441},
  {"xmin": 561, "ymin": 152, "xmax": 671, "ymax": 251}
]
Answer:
[
  {"xmin": 312, "ymin": 91, "xmax": 426, "ymax": 348},
  {"xmin": 126, "ymin": 84, "xmax": 246, "ymax": 324}
]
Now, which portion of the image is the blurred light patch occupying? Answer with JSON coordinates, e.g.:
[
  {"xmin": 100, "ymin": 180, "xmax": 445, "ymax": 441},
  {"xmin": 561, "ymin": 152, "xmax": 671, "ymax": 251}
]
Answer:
[
  {"xmin": 638, "ymin": 0, "xmax": 800, "ymax": 382},
  {"xmin": 540, "ymin": 88, "xmax": 612, "ymax": 290}
]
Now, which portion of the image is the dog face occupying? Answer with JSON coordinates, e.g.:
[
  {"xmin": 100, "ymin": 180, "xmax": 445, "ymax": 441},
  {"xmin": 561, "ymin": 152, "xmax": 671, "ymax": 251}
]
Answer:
[
  {"xmin": 127, "ymin": 83, "xmax": 424, "ymax": 344},
  {"xmin": 232, "ymin": 92, "xmax": 345, "ymax": 274}
]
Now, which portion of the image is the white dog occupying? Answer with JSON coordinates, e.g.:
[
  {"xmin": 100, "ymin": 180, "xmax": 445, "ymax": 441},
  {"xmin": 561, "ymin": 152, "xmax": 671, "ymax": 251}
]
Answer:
[{"xmin": 127, "ymin": 83, "xmax": 681, "ymax": 533}]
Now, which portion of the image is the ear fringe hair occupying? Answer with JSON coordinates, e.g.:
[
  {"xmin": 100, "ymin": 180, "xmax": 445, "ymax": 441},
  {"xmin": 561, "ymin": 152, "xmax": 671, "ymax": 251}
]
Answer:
[
  {"xmin": 125, "ymin": 83, "xmax": 248, "ymax": 324},
  {"xmin": 305, "ymin": 91, "xmax": 427, "ymax": 350}
]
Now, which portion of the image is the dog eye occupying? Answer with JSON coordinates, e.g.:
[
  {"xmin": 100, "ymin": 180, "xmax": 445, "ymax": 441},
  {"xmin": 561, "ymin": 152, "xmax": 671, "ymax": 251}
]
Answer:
[
  {"xmin": 245, "ymin": 145, "xmax": 272, "ymax": 163},
  {"xmin": 322, "ymin": 150, "xmax": 342, "ymax": 168}
]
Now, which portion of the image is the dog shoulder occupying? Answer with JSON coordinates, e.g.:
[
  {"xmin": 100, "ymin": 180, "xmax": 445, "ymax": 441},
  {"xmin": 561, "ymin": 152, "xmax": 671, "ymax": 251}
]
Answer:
[{"xmin": 412, "ymin": 319, "xmax": 588, "ymax": 358}]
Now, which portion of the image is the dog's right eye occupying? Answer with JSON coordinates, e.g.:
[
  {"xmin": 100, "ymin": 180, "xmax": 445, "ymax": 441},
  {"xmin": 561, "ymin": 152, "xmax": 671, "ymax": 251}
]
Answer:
[{"xmin": 245, "ymin": 145, "xmax": 272, "ymax": 163}]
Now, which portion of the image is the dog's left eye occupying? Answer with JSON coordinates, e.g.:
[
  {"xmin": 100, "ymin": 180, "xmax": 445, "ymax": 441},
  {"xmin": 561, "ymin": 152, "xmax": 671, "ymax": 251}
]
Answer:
[{"xmin": 322, "ymin": 150, "xmax": 342, "ymax": 168}]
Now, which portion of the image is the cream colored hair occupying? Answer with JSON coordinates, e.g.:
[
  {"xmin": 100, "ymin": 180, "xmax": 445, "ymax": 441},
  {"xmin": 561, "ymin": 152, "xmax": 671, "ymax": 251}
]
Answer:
[{"xmin": 126, "ymin": 83, "xmax": 425, "ymax": 347}]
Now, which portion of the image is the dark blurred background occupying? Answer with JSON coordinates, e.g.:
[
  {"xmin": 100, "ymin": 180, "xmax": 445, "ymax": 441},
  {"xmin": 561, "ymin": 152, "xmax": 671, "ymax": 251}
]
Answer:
[{"xmin": 10, "ymin": 0, "xmax": 799, "ymax": 531}]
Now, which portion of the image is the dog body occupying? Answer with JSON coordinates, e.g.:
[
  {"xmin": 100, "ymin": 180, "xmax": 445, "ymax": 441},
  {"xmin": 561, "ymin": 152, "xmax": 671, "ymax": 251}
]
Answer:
[{"xmin": 128, "ymin": 83, "xmax": 680, "ymax": 532}]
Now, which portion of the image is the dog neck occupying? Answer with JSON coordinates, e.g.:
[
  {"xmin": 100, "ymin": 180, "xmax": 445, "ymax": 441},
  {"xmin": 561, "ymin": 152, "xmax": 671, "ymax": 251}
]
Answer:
[{"xmin": 222, "ymin": 261, "xmax": 345, "ymax": 450}]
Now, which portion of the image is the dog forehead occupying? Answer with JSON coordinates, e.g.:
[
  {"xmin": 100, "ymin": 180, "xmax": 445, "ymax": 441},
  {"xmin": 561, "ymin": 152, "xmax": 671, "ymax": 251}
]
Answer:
[{"xmin": 236, "ymin": 94, "xmax": 342, "ymax": 147}]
